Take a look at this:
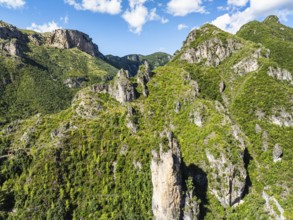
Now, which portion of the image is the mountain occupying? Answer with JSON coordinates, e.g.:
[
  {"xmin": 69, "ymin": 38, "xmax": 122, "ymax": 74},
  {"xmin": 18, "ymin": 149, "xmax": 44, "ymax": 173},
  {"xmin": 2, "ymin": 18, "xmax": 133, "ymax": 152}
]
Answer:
[
  {"xmin": 0, "ymin": 20, "xmax": 119, "ymax": 125},
  {"xmin": 106, "ymin": 52, "xmax": 172, "ymax": 76},
  {"xmin": 0, "ymin": 16, "xmax": 292, "ymax": 220},
  {"xmin": 237, "ymin": 15, "xmax": 293, "ymax": 72}
]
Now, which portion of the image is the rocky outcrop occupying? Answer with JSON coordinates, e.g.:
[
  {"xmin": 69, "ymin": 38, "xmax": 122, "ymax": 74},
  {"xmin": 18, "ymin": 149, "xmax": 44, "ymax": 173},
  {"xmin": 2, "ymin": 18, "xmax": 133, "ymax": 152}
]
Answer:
[
  {"xmin": 72, "ymin": 88, "xmax": 104, "ymax": 119},
  {"xmin": 63, "ymin": 77, "xmax": 87, "ymax": 88},
  {"xmin": 137, "ymin": 61, "xmax": 153, "ymax": 97},
  {"xmin": 91, "ymin": 69, "xmax": 137, "ymax": 104},
  {"xmin": 109, "ymin": 69, "xmax": 136, "ymax": 103},
  {"xmin": 183, "ymin": 178, "xmax": 200, "ymax": 220},
  {"xmin": 206, "ymin": 150, "xmax": 247, "ymax": 207},
  {"xmin": 0, "ymin": 21, "xmax": 27, "ymax": 57},
  {"xmin": 126, "ymin": 106, "xmax": 138, "ymax": 133},
  {"xmin": 189, "ymin": 103, "xmax": 206, "ymax": 127},
  {"xmin": 271, "ymin": 108, "xmax": 293, "ymax": 127},
  {"xmin": 273, "ymin": 144, "xmax": 283, "ymax": 162},
  {"xmin": 45, "ymin": 29, "xmax": 102, "ymax": 57},
  {"xmin": 219, "ymin": 81, "xmax": 225, "ymax": 93},
  {"xmin": 181, "ymin": 38, "xmax": 243, "ymax": 67},
  {"xmin": 0, "ymin": 21, "xmax": 27, "ymax": 41},
  {"xmin": 262, "ymin": 189, "xmax": 285, "ymax": 220},
  {"xmin": 267, "ymin": 66, "xmax": 293, "ymax": 84},
  {"xmin": 151, "ymin": 130, "xmax": 183, "ymax": 220},
  {"xmin": 233, "ymin": 48, "xmax": 268, "ymax": 75},
  {"xmin": 204, "ymin": 124, "xmax": 248, "ymax": 207},
  {"xmin": 0, "ymin": 39, "xmax": 23, "ymax": 56}
]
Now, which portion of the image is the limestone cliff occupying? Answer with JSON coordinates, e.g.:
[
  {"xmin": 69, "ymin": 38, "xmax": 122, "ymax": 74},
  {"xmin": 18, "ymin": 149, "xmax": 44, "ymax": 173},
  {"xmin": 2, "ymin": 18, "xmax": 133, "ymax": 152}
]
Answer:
[
  {"xmin": 44, "ymin": 29, "xmax": 103, "ymax": 58},
  {"xmin": 151, "ymin": 131, "xmax": 183, "ymax": 220}
]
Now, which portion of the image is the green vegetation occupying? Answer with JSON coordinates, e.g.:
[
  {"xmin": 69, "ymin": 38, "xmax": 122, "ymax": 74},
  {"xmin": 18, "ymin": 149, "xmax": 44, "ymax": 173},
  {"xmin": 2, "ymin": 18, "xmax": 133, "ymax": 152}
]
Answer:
[
  {"xmin": 0, "ymin": 16, "xmax": 292, "ymax": 219},
  {"xmin": 106, "ymin": 52, "xmax": 171, "ymax": 76}
]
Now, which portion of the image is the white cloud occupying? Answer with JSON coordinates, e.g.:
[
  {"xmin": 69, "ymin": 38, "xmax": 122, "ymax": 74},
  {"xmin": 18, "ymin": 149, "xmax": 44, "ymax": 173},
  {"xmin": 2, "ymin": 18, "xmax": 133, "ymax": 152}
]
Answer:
[
  {"xmin": 178, "ymin": 24, "xmax": 188, "ymax": 30},
  {"xmin": 161, "ymin": 18, "xmax": 169, "ymax": 24},
  {"xmin": 123, "ymin": 3, "xmax": 148, "ymax": 34},
  {"xmin": 167, "ymin": 0, "xmax": 205, "ymax": 16},
  {"xmin": 60, "ymin": 15, "xmax": 69, "ymax": 24},
  {"xmin": 65, "ymin": 0, "xmax": 122, "ymax": 15},
  {"xmin": 0, "ymin": 0, "xmax": 25, "ymax": 9},
  {"xmin": 27, "ymin": 21, "xmax": 62, "ymax": 33},
  {"xmin": 122, "ymin": 1, "xmax": 168, "ymax": 34},
  {"xmin": 212, "ymin": 0, "xmax": 293, "ymax": 33},
  {"xmin": 227, "ymin": 0, "xmax": 248, "ymax": 7}
]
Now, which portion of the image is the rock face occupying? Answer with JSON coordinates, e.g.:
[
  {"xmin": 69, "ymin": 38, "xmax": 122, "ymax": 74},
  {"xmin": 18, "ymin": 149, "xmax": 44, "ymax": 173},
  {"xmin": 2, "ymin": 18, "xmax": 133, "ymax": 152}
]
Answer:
[
  {"xmin": 271, "ymin": 108, "xmax": 293, "ymax": 127},
  {"xmin": 109, "ymin": 69, "xmax": 136, "ymax": 103},
  {"xmin": 91, "ymin": 69, "xmax": 137, "ymax": 104},
  {"xmin": 273, "ymin": 144, "xmax": 283, "ymax": 162},
  {"xmin": 126, "ymin": 106, "xmax": 138, "ymax": 133},
  {"xmin": 137, "ymin": 61, "xmax": 153, "ymax": 97},
  {"xmin": 267, "ymin": 66, "xmax": 293, "ymax": 84},
  {"xmin": 45, "ymin": 29, "xmax": 102, "ymax": 57},
  {"xmin": 0, "ymin": 39, "xmax": 22, "ymax": 56},
  {"xmin": 206, "ymin": 150, "xmax": 247, "ymax": 207},
  {"xmin": 151, "ymin": 131, "xmax": 183, "ymax": 220},
  {"xmin": 181, "ymin": 38, "xmax": 243, "ymax": 67},
  {"xmin": 262, "ymin": 189, "xmax": 285, "ymax": 220},
  {"xmin": 183, "ymin": 181, "xmax": 200, "ymax": 220},
  {"xmin": 0, "ymin": 21, "xmax": 27, "ymax": 41},
  {"xmin": 0, "ymin": 21, "xmax": 27, "ymax": 57},
  {"xmin": 189, "ymin": 103, "xmax": 206, "ymax": 127},
  {"xmin": 204, "ymin": 125, "xmax": 248, "ymax": 207},
  {"xmin": 63, "ymin": 77, "xmax": 87, "ymax": 88},
  {"xmin": 233, "ymin": 48, "xmax": 268, "ymax": 75}
]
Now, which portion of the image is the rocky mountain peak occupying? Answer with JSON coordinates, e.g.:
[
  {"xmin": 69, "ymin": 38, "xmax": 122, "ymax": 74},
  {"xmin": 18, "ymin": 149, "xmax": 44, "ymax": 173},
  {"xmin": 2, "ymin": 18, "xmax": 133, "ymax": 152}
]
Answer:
[
  {"xmin": 45, "ymin": 29, "xmax": 102, "ymax": 57},
  {"xmin": 263, "ymin": 15, "xmax": 280, "ymax": 24}
]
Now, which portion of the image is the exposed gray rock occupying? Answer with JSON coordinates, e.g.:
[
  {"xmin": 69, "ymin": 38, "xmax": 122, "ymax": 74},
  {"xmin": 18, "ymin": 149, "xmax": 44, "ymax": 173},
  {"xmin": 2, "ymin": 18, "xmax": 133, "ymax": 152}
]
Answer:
[
  {"xmin": 0, "ymin": 39, "xmax": 23, "ymax": 56},
  {"xmin": 72, "ymin": 88, "xmax": 103, "ymax": 119},
  {"xmin": 185, "ymin": 30, "xmax": 197, "ymax": 47},
  {"xmin": 181, "ymin": 38, "xmax": 243, "ymax": 67},
  {"xmin": 63, "ymin": 77, "xmax": 87, "ymax": 88},
  {"xmin": 262, "ymin": 189, "xmax": 285, "ymax": 220},
  {"xmin": 91, "ymin": 69, "xmax": 137, "ymax": 104},
  {"xmin": 271, "ymin": 108, "xmax": 293, "ymax": 127},
  {"xmin": 0, "ymin": 21, "xmax": 27, "ymax": 41},
  {"xmin": 109, "ymin": 69, "xmax": 136, "ymax": 103},
  {"xmin": 262, "ymin": 131, "xmax": 269, "ymax": 151},
  {"xmin": 267, "ymin": 67, "xmax": 293, "ymax": 84},
  {"xmin": 137, "ymin": 61, "xmax": 152, "ymax": 97},
  {"xmin": 190, "ymin": 81, "xmax": 199, "ymax": 98},
  {"xmin": 219, "ymin": 81, "xmax": 225, "ymax": 93},
  {"xmin": 151, "ymin": 130, "xmax": 183, "ymax": 220},
  {"xmin": 233, "ymin": 48, "xmax": 264, "ymax": 75},
  {"xmin": 183, "ymin": 180, "xmax": 200, "ymax": 220},
  {"xmin": 45, "ymin": 29, "xmax": 102, "ymax": 57},
  {"xmin": 189, "ymin": 103, "xmax": 205, "ymax": 127},
  {"xmin": 126, "ymin": 106, "xmax": 138, "ymax": 133},
  {"xmin": 206, "ymin": 150, "xmax": 247, "ymax": 207},
  {"xmin": 255, "ymin": 124, "xmax": 262, "ymax": 134},
  {"xmin": 120, "ymin": 144, "xmax": 128, "ymax": 155},
  {"xmin": 273, "ymin": 144, "xmax": 283, "ymax": 162}
]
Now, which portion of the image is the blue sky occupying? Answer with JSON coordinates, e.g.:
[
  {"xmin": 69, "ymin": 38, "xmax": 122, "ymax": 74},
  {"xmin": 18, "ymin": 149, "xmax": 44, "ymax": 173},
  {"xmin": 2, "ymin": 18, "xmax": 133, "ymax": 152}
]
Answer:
[{"xmin": 0, "ymin": 0, "xmax": 293, "ymax": 56}]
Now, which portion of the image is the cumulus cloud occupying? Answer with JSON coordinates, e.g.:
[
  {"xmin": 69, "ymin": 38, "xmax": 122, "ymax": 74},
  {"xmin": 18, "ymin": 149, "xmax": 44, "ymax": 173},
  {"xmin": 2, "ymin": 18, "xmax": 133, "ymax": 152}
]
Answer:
[
  {"xmin": 65, "ymin": 0, "xmax": 122, "ymax": 15},
  {"xmin": 27, "ymin": 21, "xmax": 62, "ymax": 33},
  {"xmin": 178, "ymin": 24, "xmax": 188, "ymax": 30},
  {"xmin": 0, "ymin": 0, "xmax": 25, "ymax": 9},
  {"xmin": 212, "ymin": 0, "xmax": 293, "ymax": 33},
  {"xmin": 167, "ymin": 0, "xmax": 205, "ymax": 16},
  {"xmin": 122, "ymin": 0, "xmax": 168, "ymax": 34}
]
